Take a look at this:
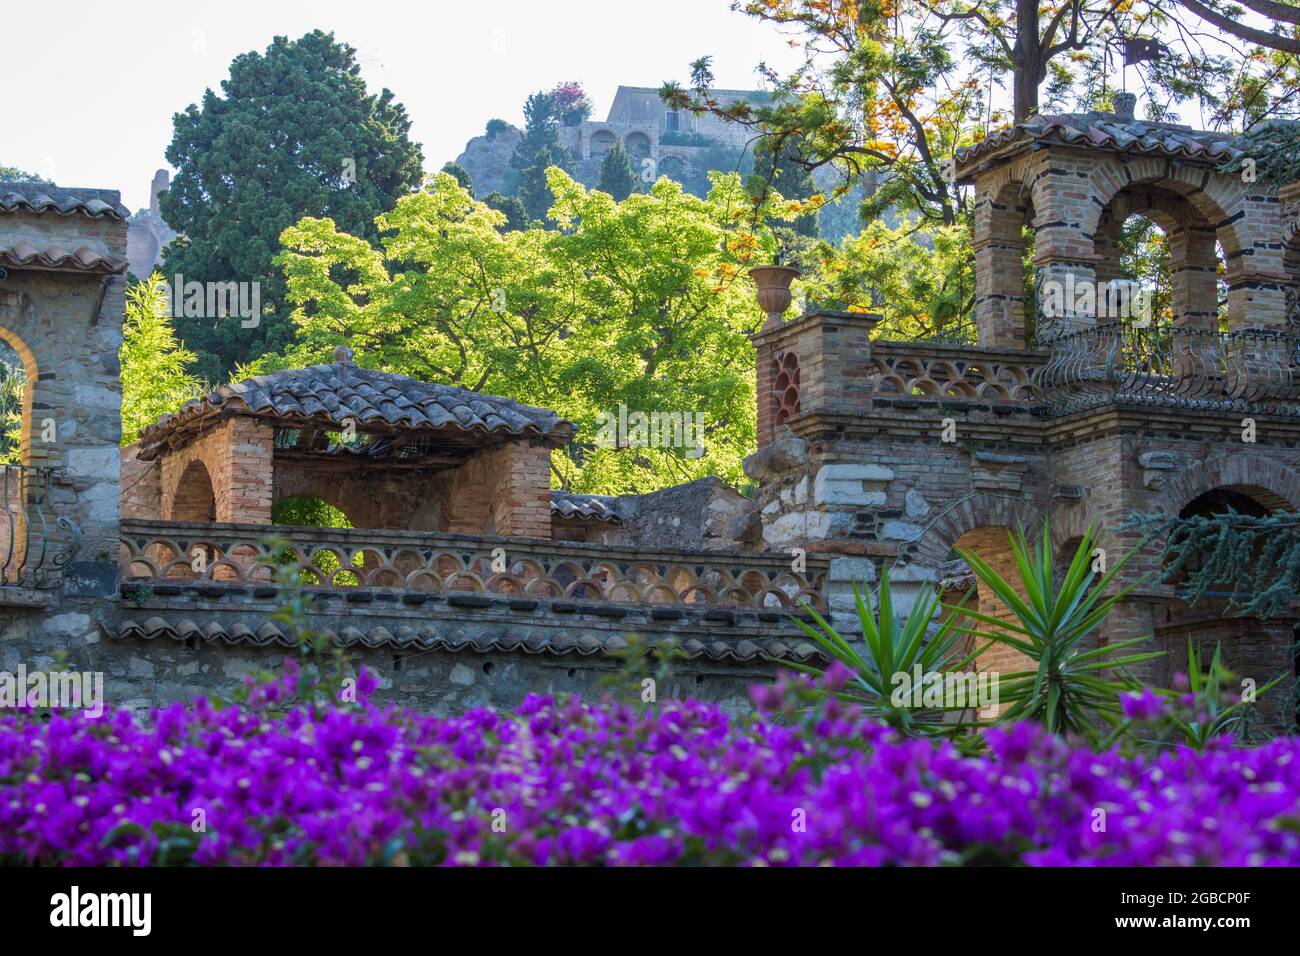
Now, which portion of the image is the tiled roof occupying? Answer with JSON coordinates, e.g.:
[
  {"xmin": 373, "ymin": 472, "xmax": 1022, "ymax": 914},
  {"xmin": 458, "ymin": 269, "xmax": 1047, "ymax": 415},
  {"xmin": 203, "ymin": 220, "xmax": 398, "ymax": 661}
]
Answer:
[
  {"xmin": 0, "ymin": 185, "xmax": 130, "ymax": 220},
  {"xmin": 550, "ymin": 489, "xmax": 623, "ymax": 523},
  {"xmin": 0, "ymin": 239, "xmax": 128, "ymax": 275},
  {"xmin": 956, "ymin": 113, "xmax": 1244, "ymax": 170},
  {"xmin": 137, "ymin": 356, "xmax": 575, "ymax": 456},
  {"xmin": 116, "ymin": 617, "xmax": 827, "ymax": 664}
]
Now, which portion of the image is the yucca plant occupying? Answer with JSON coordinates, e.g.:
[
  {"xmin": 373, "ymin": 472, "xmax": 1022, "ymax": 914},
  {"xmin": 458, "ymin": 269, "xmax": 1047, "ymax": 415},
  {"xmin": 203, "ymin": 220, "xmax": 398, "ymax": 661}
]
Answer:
[
  {"xmin": 956, "ymin": 523, "xmax": 1165, "ymax": 740},
  {"xmin": 1169, "ymin": 640, "xmax": 1286, "ymax": 750},
  {"xmin": 791, "ymin": 566, "xmax": 993, "ymax": 739}
]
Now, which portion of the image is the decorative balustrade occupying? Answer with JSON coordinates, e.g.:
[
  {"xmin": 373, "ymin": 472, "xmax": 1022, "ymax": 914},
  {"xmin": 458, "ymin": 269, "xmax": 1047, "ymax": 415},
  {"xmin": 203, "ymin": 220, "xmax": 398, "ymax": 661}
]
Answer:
[
  {"xmin": 1033, "ymin": 322, "xmax": 1300, "ymax": 415},
  {"xmin": 863, "ymin": 341, "xmax": 1048, "ymax": 402},
  {"xmin": 1, "ymin": 464, "xmax": 81, "ymax": 588},
  {"xmin": 119, "ymin": 520, "xmax": 829, "ymax": 612}
]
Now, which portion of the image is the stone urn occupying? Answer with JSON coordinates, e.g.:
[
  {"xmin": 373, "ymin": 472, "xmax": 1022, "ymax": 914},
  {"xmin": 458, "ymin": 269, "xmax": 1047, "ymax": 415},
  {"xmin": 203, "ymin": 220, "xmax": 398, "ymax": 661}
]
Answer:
[{"xmin": 749, "ymin": 265, "xmax": 801, "ymax": 331}]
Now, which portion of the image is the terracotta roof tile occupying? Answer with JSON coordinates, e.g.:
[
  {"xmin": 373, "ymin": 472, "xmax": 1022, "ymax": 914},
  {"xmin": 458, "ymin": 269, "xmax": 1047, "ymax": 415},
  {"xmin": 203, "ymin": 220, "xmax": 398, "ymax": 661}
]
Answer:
[
  {"xmin": 0, "ymin": 239, "xmax": 128, "ymax": 275},
  {"xmin": 550, "ymin": 489, "xmax": 623, "ymax": 523},
  {"xmin": 956, "ymin": 112, "xmax": 1244, "ymax": 171},
  {"xmin": 0, "ymin": 185, "xmax": 130, "ymax": 220},
  {"xmin": 115, "ymin": 617, "xmax": 827, "ymax": 664},
  {"xmin": 137, "ymin": 359, "xmax": 575, "ymax": 456}
]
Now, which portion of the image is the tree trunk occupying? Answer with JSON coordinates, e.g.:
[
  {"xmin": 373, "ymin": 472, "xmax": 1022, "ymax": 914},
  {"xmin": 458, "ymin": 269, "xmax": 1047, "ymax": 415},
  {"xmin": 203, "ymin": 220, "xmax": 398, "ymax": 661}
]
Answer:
[{"xmin": 1012, "ymin": 0, "xmax": 1042, "ymax": 122}]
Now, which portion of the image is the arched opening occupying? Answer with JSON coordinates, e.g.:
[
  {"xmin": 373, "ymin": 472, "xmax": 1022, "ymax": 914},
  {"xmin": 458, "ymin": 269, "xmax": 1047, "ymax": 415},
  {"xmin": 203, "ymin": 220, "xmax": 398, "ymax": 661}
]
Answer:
[
  {"xmin": 0, "ymin": 337, "xmax": 26, "ymax": 466},
  {"xmin": 1092, "ymin": 186, "xmax": 1226, "ymax": 332},
  {"xmin": 658, "ymin": 155, "xmax": 687, "ymax": 182},
  {"xmin": 623, "ymin": 132, "xmax": 651, "ymax": 162},
  {"xmin": 946, "ymin": 526, "xmax": 1028, "ymax": 680},
  {"xmin": 169, "ymin": 460, "xmax": 216, "ymax": 523},
  {"xmin": 271, "ymin": 495, "xmax": 366, "ymax": 586},
  {"xmin": 1160, "ymin": 484, "xmax": 1296, "ymax": 734},
  {"xmin": 271, "ymin": 495, "xmax": 352, "ymax": 529},
  {"xmin": 589, "ymin": 130, "xmax": 617, "ymax": 160}
]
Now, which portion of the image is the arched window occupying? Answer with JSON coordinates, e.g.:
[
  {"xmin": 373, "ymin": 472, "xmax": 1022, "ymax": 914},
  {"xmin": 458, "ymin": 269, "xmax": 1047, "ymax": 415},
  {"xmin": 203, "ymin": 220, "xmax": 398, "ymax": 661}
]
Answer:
[{"xmin": 0, "ymin": 338, "xmax": 25, "ymax": 465}]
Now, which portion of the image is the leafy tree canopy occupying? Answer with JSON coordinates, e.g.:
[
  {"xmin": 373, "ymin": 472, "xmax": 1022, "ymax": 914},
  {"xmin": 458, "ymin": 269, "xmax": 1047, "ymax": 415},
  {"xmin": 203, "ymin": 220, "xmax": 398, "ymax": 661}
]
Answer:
[
  {"xmin": 268, "ymin": 169, "xmax": 785, "ymax": 493},
  {"xmin": 160, "ymin": 29, "xmax": 424, "ymax": 382},
  {"xmin": 119, "ymin": 273, "xmax": 204, "ymax": 446},
  {"xmin": 597, "ymin": 142, "xmax": 639, "ymax": 201}
]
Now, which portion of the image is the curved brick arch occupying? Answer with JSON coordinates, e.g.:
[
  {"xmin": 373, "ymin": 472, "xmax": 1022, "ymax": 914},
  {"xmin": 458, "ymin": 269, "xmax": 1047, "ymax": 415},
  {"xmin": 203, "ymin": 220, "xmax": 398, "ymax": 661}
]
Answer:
[
  {"xmin": 1151, "ymin": 454, "xmax": 1300, "ymax": 517},
  {"xmin": 908, "ymin": 491, "xmax": 1045, "ymax": 570},
  {"xmin": 1075, "ymin": 158, "xmax": 1246, "ymax": 260}
]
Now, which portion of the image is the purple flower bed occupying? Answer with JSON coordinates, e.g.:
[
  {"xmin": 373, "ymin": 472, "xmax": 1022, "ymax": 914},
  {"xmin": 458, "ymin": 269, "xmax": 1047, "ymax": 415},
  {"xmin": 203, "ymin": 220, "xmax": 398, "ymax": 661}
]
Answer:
[{"xmin": 1, "ymin": 667, "xmax": 1298, "ymax": 866}]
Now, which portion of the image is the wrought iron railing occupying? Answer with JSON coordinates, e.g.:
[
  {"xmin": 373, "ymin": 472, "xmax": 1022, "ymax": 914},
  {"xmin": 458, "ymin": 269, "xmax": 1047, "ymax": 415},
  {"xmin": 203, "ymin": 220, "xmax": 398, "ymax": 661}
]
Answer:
[
  {"xmin": 1, "ymin": 464, "xmax": 81, "ymax": 588},
  {"xmin": 119, "ymin": 520, "xmax": 829, "ymax": 611},
  {"xmin": 1032, "ymin": 322, "xmax": 1300, "ymax": 415}
]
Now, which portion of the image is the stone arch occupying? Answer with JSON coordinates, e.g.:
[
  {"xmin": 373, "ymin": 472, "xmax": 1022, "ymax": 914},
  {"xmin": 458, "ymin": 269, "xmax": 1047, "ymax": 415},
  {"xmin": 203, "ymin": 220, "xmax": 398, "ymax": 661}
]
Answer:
[
  {"xmin": 166, "ymin": 459, "xmax": 216, "ymax": 522},
  {"xmin": 1090, "ymin": 183, "xmax": 1226, "ymax": 331},
  {"xmin": 1284, "ymin": 206, "xmax": 1300, "ymax": 330},
  {"xmin": 623, "ymin": 131, "xmax": 652, "ymax": 162},
  {"xmin": 907, "ymin": 490, "xmax": 1044, "ymax": 571},
  {"xmin": 1075, "ymin": 157, "xmax": 1246, "ymax": 259},
  {"xmin": 1150, "ymin": 453, "xmax": 1300, "ymax": 519},
  {"xmin": 658, "ymin": 154, "xmax": 688, "ymax": 181},
  {"xmin": 589, "ymin": 129, "xmax": 617, "ymax": 160}
]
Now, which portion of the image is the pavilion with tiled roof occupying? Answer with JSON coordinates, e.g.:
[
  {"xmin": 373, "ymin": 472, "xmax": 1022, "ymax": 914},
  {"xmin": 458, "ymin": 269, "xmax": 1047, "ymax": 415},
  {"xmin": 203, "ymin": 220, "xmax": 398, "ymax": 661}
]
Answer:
[{"xmin": 125, "ymin": 347, "xmax": 573, "ymax": 537}]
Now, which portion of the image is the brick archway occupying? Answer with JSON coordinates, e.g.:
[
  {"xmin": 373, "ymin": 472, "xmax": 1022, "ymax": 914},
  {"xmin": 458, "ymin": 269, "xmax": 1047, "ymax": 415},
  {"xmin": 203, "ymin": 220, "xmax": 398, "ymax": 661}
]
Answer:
[
  {"xmin": 1152, "ymin": 454, "xmax": 1300, "ymax": 518},
  {"xmin": 165, "ymin": 458, "xmax": 216, "ymax": 522},
  {"xmin": 907, "ymin": 490, "xmax": 1044, "ymax": 571}
]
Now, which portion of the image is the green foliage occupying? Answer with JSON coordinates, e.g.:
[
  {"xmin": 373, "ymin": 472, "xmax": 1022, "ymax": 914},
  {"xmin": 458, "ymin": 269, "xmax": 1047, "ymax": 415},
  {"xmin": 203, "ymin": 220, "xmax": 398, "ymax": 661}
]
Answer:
[
  {"xmin": 271, "ymin": 495, "xmax": 352, "ymax": 528},
  {"xmin": 597, "ymin": 142, "xmax": 639, "ymax": 202},
  {"xmin": 789, "ymin": 567, "xmax": 989, "ymax": 742},
  {"xmin": 1168, "ymin": 641, "xmax": 1285, "ymax": 750},
  {"xmin": 0, "ymin": 165, "xmax": 51, "ymax": 184},
  {"xmin": 485, "ymin": 118, "xmax": 514, "ymax": 138},
  {"xmin": 0, "ymin": 347, "xmax": 23, "ymax": 465},
  {"xmin": 659, "ymin": 130, "xmax": 718, "ymax": 148},
  {"xmin": 1222, "ymin": 120, "xmax": 1300, "ymax": 187},
  {"xmin": 272, "ymin": 169, "xmax": 771, "ymax": 494},
  {"xmin": 509, "ymin": 91, "xmax": 574, "ymax": 190},
  {"xmin": 119, "ymin": 273, "xmax": 203, "ymax": 446},
  {"xmin": 800, "ymin": 215, "xmax": 979, "ymax": 342},
  {"xmin": 957, "ymin": 524, "xmax": 1164, "ymax": 740},
  {"xmin": 750, "ymin": 133, "xmax": 819, "ymax": 238},
  {"xmin": 1125, "ymin": 510, "xmax": 1300, "ymax": 619},
  {"xmin": 440, "ymin": 162, "xmax": 473, "ymax": 193},
  {"xmin": 160, "ymin": 30, "xmax": 424, "ymax": 381},
  {"xmin": 484, "ymin": 191, "xmax": 527, "ymax": 232},
  {"xmin": 517, "ymin": 144, "xmax": 563, "ymax": 223}
]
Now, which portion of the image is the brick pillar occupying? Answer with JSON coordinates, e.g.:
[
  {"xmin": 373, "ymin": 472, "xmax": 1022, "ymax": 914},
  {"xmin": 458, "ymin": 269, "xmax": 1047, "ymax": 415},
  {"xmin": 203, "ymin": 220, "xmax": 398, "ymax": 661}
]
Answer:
[
  {"xmin": 489, "ymin": 441, "xmax": 552, "ymax": 539},
  {"xmin": 1031, "ymin": 154, "xmax": 1102, "ymax": 342},
  {"xmin": 1168, "ymin": 226, "xmax": 1220, "ymax": 330},
  {"xmin": 213, "ymin": 418, "xmax": 274, "ymax": 524},
  {"xmin": 972, "ymin": 190, "xmax": 1029, "ymax": 348}
]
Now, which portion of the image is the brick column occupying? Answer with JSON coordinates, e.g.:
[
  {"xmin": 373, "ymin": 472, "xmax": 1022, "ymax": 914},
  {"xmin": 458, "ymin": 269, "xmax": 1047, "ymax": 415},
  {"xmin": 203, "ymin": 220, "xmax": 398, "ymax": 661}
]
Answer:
[
  {"xmin": 1168, "ymin": 226, "xmax": 1221, "ymax": 330},
  {"xmin": 972, "ymin": 190, "xmax": 1030, "ymax": 348},
  {"xmin": 489, "ymin": 441, "xmax": 552, "ymax": 539}
]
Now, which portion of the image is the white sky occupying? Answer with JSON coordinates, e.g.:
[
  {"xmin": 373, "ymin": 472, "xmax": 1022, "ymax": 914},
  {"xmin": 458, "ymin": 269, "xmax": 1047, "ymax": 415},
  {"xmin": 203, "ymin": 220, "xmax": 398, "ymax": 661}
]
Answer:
[{"xmin": 1, "ymin": 0, "xmax": 805, "ymax": 211}]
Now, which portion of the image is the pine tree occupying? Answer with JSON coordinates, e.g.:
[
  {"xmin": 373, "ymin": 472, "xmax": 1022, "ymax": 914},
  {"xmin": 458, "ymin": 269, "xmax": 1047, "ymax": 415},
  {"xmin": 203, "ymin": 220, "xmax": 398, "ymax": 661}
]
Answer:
[
  {"xmin": 598, "ymin": 143, "xmax": 639, "ymax": 201},
  {"xmin": 440, "ymin": 162, "xmax": 473, "ymax": 194},
  {"xmin": 484, "ymin": 192, "xmax": 527, "ymax": 232},
  {"xmin": 518, "ymin": 145, "xmax": 561, "ymax": 224}
]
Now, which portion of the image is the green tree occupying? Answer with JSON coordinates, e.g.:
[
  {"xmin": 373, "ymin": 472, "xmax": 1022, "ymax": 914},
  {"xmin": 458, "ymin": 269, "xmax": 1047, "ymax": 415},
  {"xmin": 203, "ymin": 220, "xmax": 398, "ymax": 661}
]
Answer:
[
  {"xmin": 508, "ymin": 91, "xmax": 573, "ymax": 190},
  {"xmin": 751, "ymin": 134, "xmax": 819, "ymax": 237},
  {"xmin": 440, "ymin": 162, "xmax": 473, "ymax": 193},
  {"xmin": 119, "ymin": 273, "xmax": 203, "ymax": 446},
  {"xmin": 270, "ymin": 169, "xmax": 774, "ymax": 493},
  {"xmin": 484, "ymin": 192, "xmax": 528, "ymax": 232},
  {"xmin": 518, "ymin": 144, "xmax": 564, "ymax": 224},
  {"xmin": 0, "ymin": 166, "xmax": 50, "ymax": 185},
  {"xmin": 160, "ymin": 30, "xmax": 424, "ymax": 382},
  {"xmin": 597, "ymin": 142, "xmax": 639, "ymax": 201}
]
